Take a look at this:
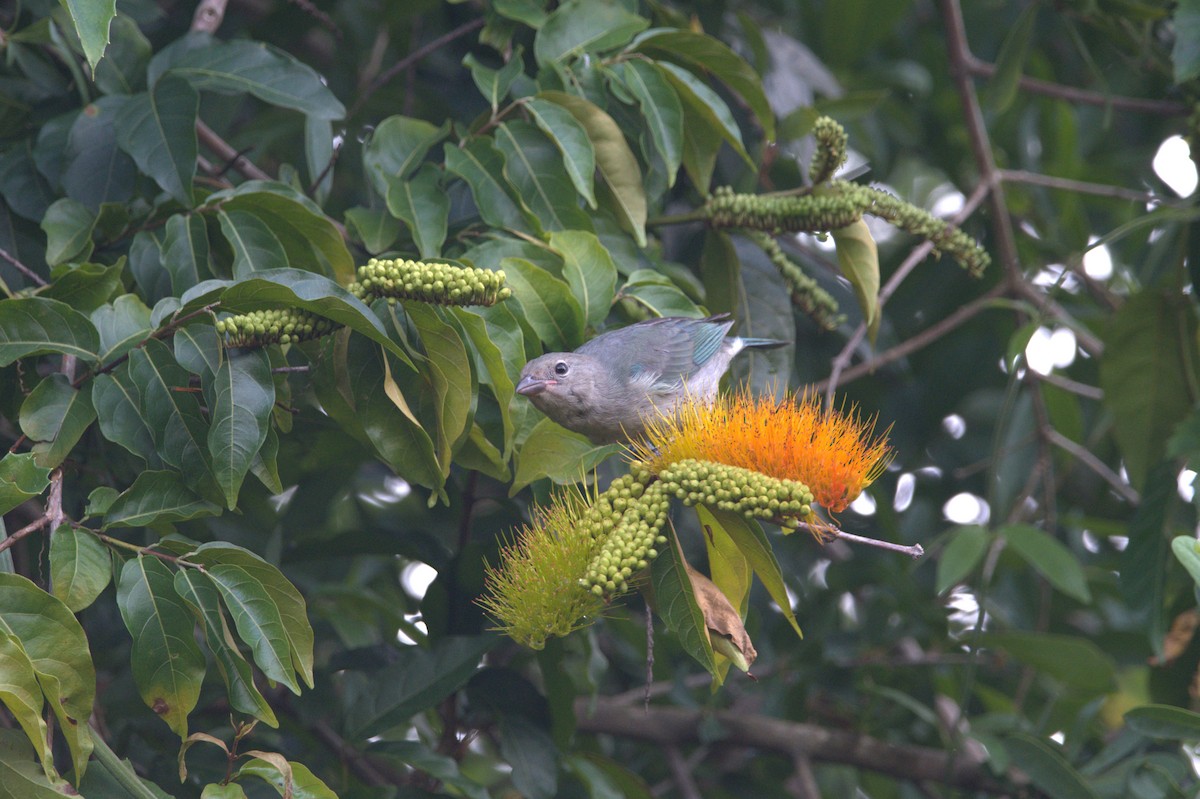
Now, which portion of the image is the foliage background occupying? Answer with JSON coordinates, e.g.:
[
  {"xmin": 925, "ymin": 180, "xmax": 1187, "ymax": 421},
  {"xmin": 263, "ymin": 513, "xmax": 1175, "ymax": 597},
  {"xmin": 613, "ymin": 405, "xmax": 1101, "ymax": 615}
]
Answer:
[{"xmin": 1, "ymin": 0, "xmax": 1200, "ymax": 797}]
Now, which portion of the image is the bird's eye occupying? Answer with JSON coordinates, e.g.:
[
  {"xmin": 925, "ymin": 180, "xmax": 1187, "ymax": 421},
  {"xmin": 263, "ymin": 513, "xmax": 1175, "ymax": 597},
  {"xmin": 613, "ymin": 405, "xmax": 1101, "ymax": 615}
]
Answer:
[{"xmin": 554, "ymin": 361, "xmax": 569, "ymax": 376}]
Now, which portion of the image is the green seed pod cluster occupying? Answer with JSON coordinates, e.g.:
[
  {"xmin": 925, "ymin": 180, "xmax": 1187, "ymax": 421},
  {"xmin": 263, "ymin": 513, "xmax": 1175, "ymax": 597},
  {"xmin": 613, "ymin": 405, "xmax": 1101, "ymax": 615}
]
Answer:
[
  {"xmin": 747, "ymin": 231, "xmax": 843, "ymax": 331},
  {"xmin": 350, "ymin": 258, "xmax": 511, "ymax": 307},
  {"xmin": 809, "ymin": 116, "xmax": 848, "ymax": 185},
  {"xmin": 582, "ymin": 478, "xmax": 671, "ymax": 596},
  {"xmin": 657, "ymin": 458, "xmax": 814, "ymax": 524},
  {"xmin": 705, "ymin": 185, "xmax": 864, "ymax": 234},
  {"xmin": 844, "ymin": 183, "xmax": 991, "ymax": 277},
  {"xmin": 215, "ymin": 308, "xmax": 339, "ymax": 347}
]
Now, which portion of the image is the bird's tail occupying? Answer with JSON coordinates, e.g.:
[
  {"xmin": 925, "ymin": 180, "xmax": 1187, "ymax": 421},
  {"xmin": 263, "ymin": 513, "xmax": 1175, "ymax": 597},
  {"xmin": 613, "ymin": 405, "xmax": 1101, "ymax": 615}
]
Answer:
[{"xmin": 739, "ymin": 337, "xmax": 789, "ymax": 350}]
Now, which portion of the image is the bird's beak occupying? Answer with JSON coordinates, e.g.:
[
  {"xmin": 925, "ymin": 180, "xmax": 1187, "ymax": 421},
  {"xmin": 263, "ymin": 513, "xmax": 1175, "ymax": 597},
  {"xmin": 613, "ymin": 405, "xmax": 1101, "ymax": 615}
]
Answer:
[{"xmin": 516, "ymin": 375, "xmax": 554, "ymax": 396}]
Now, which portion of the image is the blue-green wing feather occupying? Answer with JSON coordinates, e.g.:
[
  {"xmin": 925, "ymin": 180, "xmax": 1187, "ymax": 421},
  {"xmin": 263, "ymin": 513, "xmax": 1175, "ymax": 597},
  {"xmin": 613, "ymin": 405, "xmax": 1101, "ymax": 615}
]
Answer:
[{"xmin": 578, "ymin": 316, "xmax": 733, "ymax": 388}]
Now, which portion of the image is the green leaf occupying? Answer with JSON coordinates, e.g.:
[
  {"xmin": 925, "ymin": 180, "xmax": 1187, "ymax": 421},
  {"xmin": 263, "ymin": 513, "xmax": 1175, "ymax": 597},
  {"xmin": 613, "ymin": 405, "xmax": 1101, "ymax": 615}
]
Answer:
[
  {"xmin": 128, "ymin": 339, "xmax": 215, "ymax": 492},
  {"xmin": 632, "ymin": 29, "xmax": 775, "ymax": 141},
  {"xmin": 1171, "ymin": 535, "xmax": 1200, "ymax": 586},
  {"xmin": 452, "ymin": 307, "xmax": 518, "ymax": 458},
  {"xmin": 533, "ymin": 0, "xmax": 648, "ymax": 64},
  {"xmin": 0, "ymin": 297, "xmax": 100, "ymax": 366},
  {"xmin": 650, "ymin": 528, "xmax": 719, "ymax": 681},
  {"xmin": 1003, "ymin": 733, "xmax": 1098, "ymax": 799},
  {"xmin": 204, "ymin": 184, "xmax": 354, "ymax": 284},
  {"xmin": 304, "ymin": 115, "xmax": 334, "ymax": 205},
  {"xmin": 619, "ymin": 60, "xmax": 683, "ymax": 185},
  {"xmin": 831, "ymin": 218, "xmax": 879, "ymax": 341},
  {"xmin": 0, "ymin": 632, "xmax": 54, "ymax": 782},
  {"xmin": 91, "ymin": 295, "xmax": 151, "ymax": 364},
  {"xmin": 103, "ymin": 470, "xmax": 221, "ymax": 528},
  {"xmin": 201, "ymin": 784, "xmax": 248, "ymax": 799},
  {"xmin": 1125, "ymin": 704, "xmax": 1200, "ymax": 739},
  {"xmin": 408, "ymin": 305, "xmax": 475, "ymax": 467},
  {"xmin": 216, "ymin": 209, "xmax": 288, "ymax": 279},
  {"xmin": 39, "ymin": 198, "xmax": 95, "ymax": 266},
  {"xmin": 936, "ymin": 525, "xmax": 990, "ymax": 595},
  {"xmin": 502, "ymin": 256, "xmax": 585, "ymax": 351},
  {"xmin": 494, "ymin": 0, "xmax": 548, "ymax": 27},
  {"xmin": 654, "ymin": 62, "xmax": 750, "ymax": 167},
  {"xmin": 384, "ymin": 164, "xmax": 449, "ymax": 259},
  {"xmin": 0, "ymin": 573, "xmax": 96, "ymax": 780},
  {"xmin": 444, "ymin": 139, "xmax": 537, "ymax": 234},
  {"xmin": 0, "ymin": 454, "xmax": 51, "ymax": 518},
  {"xmin": 983, "ymin": 631, "xmax": 1115, "ymax": 695},
  {"xmin": 510, "ymin": 418, "xmax": 621, "ymax": 494},
  {"xmin": 524, "ymin": 97, "xmax": 597, "ymax": 207},
  {"xmin": 344, "ymin": 635, "xmax": 493, "ymax": 737},
  {"xmin": 985, "ymin": 3, "xmax": 1039, "ymax": 113},
  {"xmin": 40, "ymin": 260, "xmax": 124, "ymax": 312},
  {"xmin": 114, "ymin": 75, "xmax": 197, "ymax": 206},
  {"xmin": 58, "ymin": 0, "xmax": 115, "ymax": 74},
  {"xmin": 91, "ymin": 364, "xmax": 158, "ymax": 466},
  {"xmin": 191, "ymin": 542, "xmax": 315, "ymax": 691},
  {"xmin": 238, "ymin": 758, "xmax": 337, "ymax": 799},
  {"xmin": 538, "ymin": 91, "xmax": 646, "ymax": 246},
  {"xmin": 619, "ymin": 271, "xmax": 704, "ymax": 318},
  {"xmin": 344, "ymin": 207, "xmax": 400, "ymax": 254},
  {"xmin": 93, "ymin": 13, "xmax": 150, "ymax": 95},
  {"xmin": 702, "ymin": 506, "xmax": 803, "ymax": 638},
  {"xmin": 499, "ymin": 716, "xmax": 558, "ymax": 799},
  {"xmin": 697, "ymin": 505, "xmax": 751, "ymax": 620},
  {"xmin": 1100, "ymin": 291, "xmax": 1200, "ymax": 490},
  {"xmin": 1175, "ymin": 0, "xmax": 1200, "ymax": 83},
  {"xmin": 49, "ymin": 526, "xmax": 111, "ymax": 613},
  {"xmin": 550, "ymin": 230, "xmax": 618, "ymax": 328},
  {"xmin": 161, "ymin": 213, "xmax": 209, "ymax": 294},
  {"xmin": 494, "ymin": 121, "xmax": 591, "ymax": 231},
  {"xmin": 18, "ymin": 374, "xmax": 96, "ymax": 468},
  {"xmin": 363, "ymin": 116, "xmax": 448, "ymax": 193},
  {"xmin": 61, "ymin": 98, "xmax": 137, "ymax": 209},
  {"xmin": 173, "ymin": 569, "xmax": 278, "ymax": 726},
  {"xmin": 0, "ymin": 729, "xmax": 74, "ymax": 797},
  {"xmin": 116, "ymin": 556, "xmax": 205, "ymax": 738},
  {"xmin": 1001, "ymin": 523, "xmax": 1091, "ymax": 602},
  {"xmin": 464, "ymin": 49, "xmax": 525, "ymax": 112},
  {"xmin": 166, "ymin": 37, "xmax": 345, "ymax": 119},
  {"xmin": 207, "ymin": 349, "xmax": 273, "ymax": 509}
]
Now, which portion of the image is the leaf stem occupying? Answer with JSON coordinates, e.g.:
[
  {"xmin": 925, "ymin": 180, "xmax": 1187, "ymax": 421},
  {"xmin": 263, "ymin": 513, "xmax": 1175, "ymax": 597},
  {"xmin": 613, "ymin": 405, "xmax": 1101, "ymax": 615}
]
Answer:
[
  {"xmin": 73, "ymin": 303, "xmax": 221, "ymax": 389},
  {"xmin": 89, "ymin": 725, "xmax": 166, "ymax": 799}
]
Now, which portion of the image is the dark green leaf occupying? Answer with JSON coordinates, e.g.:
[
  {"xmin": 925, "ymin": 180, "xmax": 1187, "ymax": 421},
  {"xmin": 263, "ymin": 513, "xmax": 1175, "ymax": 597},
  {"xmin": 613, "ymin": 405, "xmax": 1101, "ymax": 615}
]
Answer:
[
  {"xmin": 62, "ymin": 97, "xmax": 136, "ymax": 209},
  {"xmin": 1100, "ymin": 291, "xmax": 1200, "ymax": 490},
  {"xmin": 444, "ymin": 139, "xmax": 537, "ymax": 234},
  {"xmin": 173, "ymin": 322, "xmax": 221, "ymax": 377},
  {"xmin": 363, "ymin": 116, "xmax": 448, "ymax": 193},
  {"xmin": 0, "ymin": 729, "xmax": 73, "ymax": 796},
  {"xmin": 1175, "ymin": 0, "xmax": 1200, "ymax": 83},
  {"xmin": 103, "ymin": 470, "xmax": 221, "ymax": 528},
  {"xmin": 1125, "ymin": 704, "xmax": 1200, "ymax": 739},
  {"xmin": 538, "ymin": 91, "xmax": 646, "ymax": 246},
  {"xmin": 452, "ymin": 307, "xmax": 518, "ymax": 458},
  {"xmin": 983, "ymin": 631, "xmax": 1115, "ymax": 695},
  {"xmin": 831, "ymin": 219, "xmax": 879, "ymax": 340},
  {"xmin": 114, "ymin": 75, "xmax": 197, "ymax": 206},
  {"xmin": 206, "ymin": 349, "xmax": 273, "ymax": 509},
  {"xmin": 216, "ymin": 209, "xmax": 288, "ymax": 278},
  {"xmin": 703, "ymin": 506, "xmax": 803, "ymax": 638},
  {"xmin": 499, "ymin": 716, "xmax": 558, "ymax": 799},
  {"xmin": 500, "ymin": 256, "xmax": 584, "ymax": 351},
  {"xmin": 161, "ymin": 213, "xmax": 208, "ymax": 294},
  {"xmin": 510, "ymin": 418, "xmax": 621, "ymax": 494},
  {"xmin": 59, "ymin": 0, "xmax": 115, "ymax": 73},
  {"xmin": 344, "ymin": 635, "xmax": 493, "ymax": 737},
  {"xmin": 40, "ymin": 198, "xmax": 95, "ymax": 266},
  {"xmin": 0, "ymin": 454, "xmax": 51, "ymax": 516},
  {"xmin": 619, "ymin": 269, "xmax": 704, "ymax": 318},
  {"xmin": 344, "ymin": 207, "xmax": 401, "ymax": 254},
  {"xmin": 524, "ymin": 97, "xmax": 597, "ymax": 207},
  {"xmin": 0, "ymin": 297, "xmax": 100, "ymax": 366},
  {"xmin": 464, "ymin": 50, "xmax": 525, "ymax": 111},
  {"xmin": 0, "ymin": 573, "xmax": 96, "ymax": 779},
  {"xmin": 91, "ymin": 363, "xmax": 158, "ymax": 466},
  {"xmin": 985, "ymin": 4, "xmax": 1039, "ymax": 113},
  {"xmin": 654, "ymin": 62, "xmax": 750, "ymax": 166},
  {"xmin": 550, "ymin": 230, "xmax": 617, "ymax": 328},
  {"xmin": 166, "ymin": 38, "xmax": 345, "ymax": 119},
  {"xmin": 534, "ymin": 0, "xmax": 647, "ymax": 64},
  {"xmin": 18, "ymin": 374, "xmax": 96, "ymax": 468},
  {"xmin": 1004, "ymin": 733, "xmax": 1098, "ymax": 799},
  {"xmin": 409, "ymin": 305, "xmax": 475, "ymax": 465},
  {"xmin": 49, "ymin": 526, "xmax": 110, "ymax": 613},
  {"xmin": 384, "ymin": 164, "xmax": 449, "ymax": 259},
  {"xmin": 619, "ymin": 60, "xmax": 683, "ymax": 185},
  {"xmin": 40, "ymin": 260, "xmax": 122, "ymax": 313},
  {"xmin": 92, "ymin": 13, "xmax": 150, "ymax": 95},
  {"xmin": 173, "ymin": 569, "xmax": 279, "ymax": 726},
  {"xmin": 1001, "ymin": 523, "xmax": 1091, "ymax": 602},
  {"xmin": 304, "ymin": 115, "xmax": 334, "ymax": 206},
  {"xmin": 493, "ymin": 121, "xmax": 591, "ymax": 231},
  {"xmin": 116, "ymin": 556, "xmax": 205, "ymax": 738},
  {"xmin": 936, "ymin": 525, "xmax": 989, "ymax": 595},
  {"xmin": 650, "ymin": 528, "xmax": 719, "ymax": 681}
]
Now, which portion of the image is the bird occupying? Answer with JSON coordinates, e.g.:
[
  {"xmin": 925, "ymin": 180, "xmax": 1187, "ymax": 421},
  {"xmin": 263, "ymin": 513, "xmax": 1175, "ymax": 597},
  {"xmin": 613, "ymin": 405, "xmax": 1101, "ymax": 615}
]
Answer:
[{"xmin": 515, "ymin": 314, "xmax": 786, "ymax": 444}]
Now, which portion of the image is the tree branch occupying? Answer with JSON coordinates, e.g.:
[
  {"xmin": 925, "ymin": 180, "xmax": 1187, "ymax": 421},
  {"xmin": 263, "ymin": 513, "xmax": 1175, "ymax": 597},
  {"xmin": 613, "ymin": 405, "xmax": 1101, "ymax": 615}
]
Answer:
[
  {"xmin": 965, "ymin": 57, "xmax": 1189, "ymax": 116},
  {"xmin": 999, "ymin": 168, "xmax": 1166, "ymax": 205},
  {"xmin": 0, "ymin": 515, "xmax": 50, "ymax": 555},
  {"xmin": 0, "ymin": 245, "xmax": 48, "ymax": 287},
  {"xmin": 575, "ymin": 698, "xmax": 1009, "ymax": 794}
]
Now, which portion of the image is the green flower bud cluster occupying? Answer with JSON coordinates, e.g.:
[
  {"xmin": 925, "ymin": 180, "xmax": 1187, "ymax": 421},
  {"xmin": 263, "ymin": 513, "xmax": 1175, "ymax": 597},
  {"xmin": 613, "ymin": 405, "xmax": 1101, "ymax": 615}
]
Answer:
[
  {"xmin": 809, "ymin": 116, "xmax": 848, "ymax": 185},
  {"xmin": 706, "ymin": 185, "xmax": 864, "ymax": 234},
  {"xmin": 215, "ymin": 308, "xmax": 338, "ymax": 347},
  {"xmin": 349, "ymin": 258, "xmax": 511, "ymax": 307},
  {"xmin": 747, "ymin": 231, "xmax": 843, "ymax": 331},
  {"xmin": 582, "ymin": 477, "xmax": 671, "ymax": 596},
  {"xmin": 657, "ymin": 459, "xmax": 813, "ymax": 523},
  {"xmin": 849, "ymin": 183, "xmax": 991, "ymax": 277}
]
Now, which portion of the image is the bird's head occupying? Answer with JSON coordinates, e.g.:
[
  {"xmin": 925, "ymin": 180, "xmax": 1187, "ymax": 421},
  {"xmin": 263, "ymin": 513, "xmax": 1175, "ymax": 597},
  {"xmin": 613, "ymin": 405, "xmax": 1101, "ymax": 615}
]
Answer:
[{"xmin": 516, "ymin": 352, "xmax": 580, "ymax": 399}]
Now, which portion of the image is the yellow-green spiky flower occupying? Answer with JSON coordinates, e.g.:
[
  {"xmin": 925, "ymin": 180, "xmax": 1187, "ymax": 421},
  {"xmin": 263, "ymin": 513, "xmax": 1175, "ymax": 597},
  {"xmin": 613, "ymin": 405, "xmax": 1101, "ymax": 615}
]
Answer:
[
  {"xmin": 215, "ymin": 308, "xmax": 339, "ymax": 347},
  {"xmin": 747, "ymin": 231, "xmax": 842, "ymax": 331},
  {"xmin": 809, "ymin": 116, "xmax": 848, "ymax": 185},
  {"xmin": 350, "ymin": 258, "xmax": 511, "ymax": 307}
]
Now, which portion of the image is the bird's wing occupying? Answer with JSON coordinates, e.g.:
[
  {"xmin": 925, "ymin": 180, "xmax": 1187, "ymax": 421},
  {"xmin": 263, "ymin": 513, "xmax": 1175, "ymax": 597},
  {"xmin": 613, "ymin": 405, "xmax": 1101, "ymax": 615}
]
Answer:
[{"xmin": 578, "ymin": 316, "xmax": 733, "ymax": 389}]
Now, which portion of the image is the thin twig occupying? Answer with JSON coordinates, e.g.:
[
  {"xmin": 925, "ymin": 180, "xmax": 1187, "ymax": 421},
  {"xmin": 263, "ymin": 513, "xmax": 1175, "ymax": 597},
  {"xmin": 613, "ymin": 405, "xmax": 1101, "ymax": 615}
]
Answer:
[
  {"xmin": 665, "ymin": 746, "xmax": 704, "ymax": 799},
  {"xmin": 73, "ymin": 303, "xmax": 221, "ymax": 388},
  {"xmin": 806, "ymin": 524, "xmax": 925, "ymax": 559},
  {"xmin": 0, "ymin": 245, "xmax": 48, "ymax": 287},
  {"xmin": 0, "ymin": 516, "xmax": 50, "ymax": 555},
  {"xmin": 196, "ymin": 120, "xmax": 272, "ymax": 182},
  {"xmin": 1027, "ymin": 371, "xmax": 1103, "ymax": 401},
  {"xmin": 999, "ymin": 169, "xmax": 1165, "ymax": 205},
  {"xmin": 350, "ymin": 17, "xmax": 486, "ymax": 118},
  {"xmin": 1044, "ymin": 428, "xmax": 1139, "ymax": 505}
]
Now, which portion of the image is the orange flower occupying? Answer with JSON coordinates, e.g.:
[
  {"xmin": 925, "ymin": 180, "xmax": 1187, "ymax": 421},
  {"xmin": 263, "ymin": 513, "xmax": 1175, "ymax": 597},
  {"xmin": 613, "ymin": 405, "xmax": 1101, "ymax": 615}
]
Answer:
[{"xmin": 632, "ymin": 389, "xmax": 891, "ymax": 514}]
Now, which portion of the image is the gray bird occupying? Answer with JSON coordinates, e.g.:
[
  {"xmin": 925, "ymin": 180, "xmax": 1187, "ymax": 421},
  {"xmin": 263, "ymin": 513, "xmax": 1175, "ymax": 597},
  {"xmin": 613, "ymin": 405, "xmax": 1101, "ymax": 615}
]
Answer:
[{"xmin": 515, "ymin": 314, "xmax": 786, "ymax": 444}]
